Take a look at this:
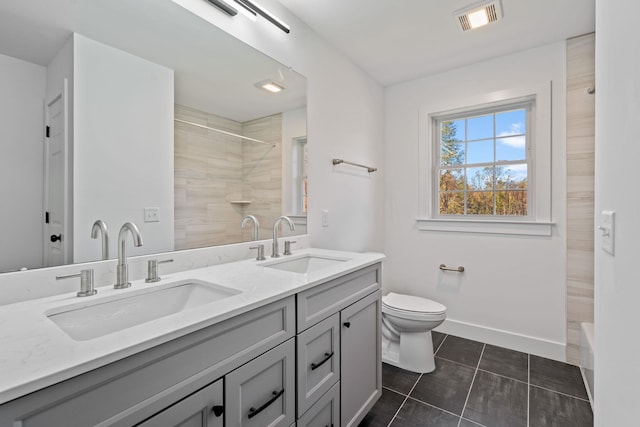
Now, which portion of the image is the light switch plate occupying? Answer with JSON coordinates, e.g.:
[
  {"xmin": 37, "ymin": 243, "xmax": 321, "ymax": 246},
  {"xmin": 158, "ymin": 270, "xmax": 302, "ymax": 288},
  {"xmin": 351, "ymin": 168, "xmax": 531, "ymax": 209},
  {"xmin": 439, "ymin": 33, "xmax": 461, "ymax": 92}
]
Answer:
[
  {"xmin": 144, "ymin": 207, "xmax": 160, "ymax": 223},
  {"xmin": 322, "ymin": 209, "xmax": 329, "ymax": 227},
  {"xmin": 601, "ymin": 210, "xmax": 615, "ymax": 255}
]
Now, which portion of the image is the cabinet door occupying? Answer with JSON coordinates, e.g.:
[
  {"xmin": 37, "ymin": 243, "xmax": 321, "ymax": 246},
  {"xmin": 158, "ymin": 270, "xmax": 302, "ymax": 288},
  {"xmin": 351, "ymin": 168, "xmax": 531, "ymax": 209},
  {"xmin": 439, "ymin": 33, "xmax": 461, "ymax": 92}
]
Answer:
[
  {"xmin": 226, "ymin": 339, "xmax": 295, "ymax": 427},
  {"xmin": 137, "ymin": 378, "xmax": 224, "ymax": 427},
  {"xmin": 340, "ymin": 290, "xmax": 381, "ymax": 427},
  {"xmin": 297, "ymin": 381, "xmax": 340, "ymax": 427},
  {"xmin": 296, "ymin": 313, "xmax": 340, "ymax": 416}
]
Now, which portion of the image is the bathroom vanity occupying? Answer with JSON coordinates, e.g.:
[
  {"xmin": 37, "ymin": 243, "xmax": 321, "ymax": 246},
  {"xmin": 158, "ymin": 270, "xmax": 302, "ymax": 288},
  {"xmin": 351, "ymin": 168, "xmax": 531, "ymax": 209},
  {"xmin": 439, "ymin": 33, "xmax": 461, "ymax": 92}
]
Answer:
[{"xmin": 0, "ymin": 249, "xmax": 383, "ymax": 427}]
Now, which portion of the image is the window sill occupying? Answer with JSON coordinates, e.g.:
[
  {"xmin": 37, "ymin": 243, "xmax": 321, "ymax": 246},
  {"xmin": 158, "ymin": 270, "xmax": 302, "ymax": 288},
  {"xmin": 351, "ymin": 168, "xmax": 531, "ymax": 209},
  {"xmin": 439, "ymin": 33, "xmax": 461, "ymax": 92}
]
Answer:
[{"xmin": 416, "ymin": 218, "xmax": 553, "ymax": 236}]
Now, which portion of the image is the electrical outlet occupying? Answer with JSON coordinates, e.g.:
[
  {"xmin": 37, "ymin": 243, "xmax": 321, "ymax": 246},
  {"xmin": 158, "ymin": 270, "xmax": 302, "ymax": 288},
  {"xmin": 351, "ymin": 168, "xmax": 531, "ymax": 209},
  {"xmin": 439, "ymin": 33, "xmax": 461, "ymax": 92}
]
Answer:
[
  {"xmin": 144, "ymin": 207, "xmax": 160, "ymax": 223},
  {"xmin": 322, "ymin": 210, "xmax": 329, "ymax": 227}
]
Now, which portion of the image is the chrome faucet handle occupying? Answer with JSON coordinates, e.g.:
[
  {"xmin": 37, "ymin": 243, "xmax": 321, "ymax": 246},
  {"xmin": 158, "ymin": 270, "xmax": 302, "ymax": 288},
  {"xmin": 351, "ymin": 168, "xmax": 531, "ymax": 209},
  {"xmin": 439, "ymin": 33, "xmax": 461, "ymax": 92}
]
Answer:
[
  {"xmin": 283, "ymin": 240, "xmax": 296, "ymax": 256},
  {"xmin": 145, "ymin": 259, "xmax": 174, "ymax": 283},
  {"xmin": 57, "ymin": 269, "xmax": 97, "ymax": 297},
  {"xmin": 249, "ymin": 244, "xmax": 266, "ymax": 261}
]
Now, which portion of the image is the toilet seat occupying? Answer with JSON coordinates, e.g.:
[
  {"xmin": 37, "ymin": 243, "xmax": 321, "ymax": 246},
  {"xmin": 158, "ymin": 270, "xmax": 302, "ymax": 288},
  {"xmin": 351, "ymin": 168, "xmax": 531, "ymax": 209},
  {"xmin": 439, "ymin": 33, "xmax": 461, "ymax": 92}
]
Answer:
[{"xmin": 382, "ymin": 292, "xmax": 446, "ymax": 316}]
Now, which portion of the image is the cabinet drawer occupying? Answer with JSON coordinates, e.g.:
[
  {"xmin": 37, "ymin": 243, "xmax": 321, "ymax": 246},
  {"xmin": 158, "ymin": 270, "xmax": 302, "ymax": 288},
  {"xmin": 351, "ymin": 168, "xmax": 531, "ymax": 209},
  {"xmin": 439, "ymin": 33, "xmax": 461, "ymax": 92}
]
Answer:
[
  {"xmin": 296, "ymin": 313, "xmax": 340, "ymax": 416},
  {"xmin": 226, "ymin": 339, "xmax": 296, "ymax": 427},
  {"xmin": 0, "ymin": 297, "xmax": 295, "ymax": 427},
  {"xmin": 296, "ymin": 263, "xmax": 380, "ymax": 332},
  {"xmin": 136, "ymin": 378, "xmax": 224, "ymax": 427},
  {"xmin": 297, "ymin": 381, "xmax": 340, "ymax": 427}
]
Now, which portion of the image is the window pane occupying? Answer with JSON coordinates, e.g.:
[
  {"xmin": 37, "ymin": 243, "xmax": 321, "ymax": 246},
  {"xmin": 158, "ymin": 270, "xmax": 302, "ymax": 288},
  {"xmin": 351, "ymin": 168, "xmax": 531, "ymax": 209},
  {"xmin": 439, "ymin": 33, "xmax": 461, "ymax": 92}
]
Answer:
[
  {"xmin": 496, "ymin": 164, "xmax": 527, "ymax": 189},
  {"xmin": 440, "ymin": 142, "xmax": 465, "ymax": 165},
  {"xmin": 467, "ymin": 114, "xmax": 493, "ymax": 140},
  {"xmin": 496, "ymin": 190, "xmax": 528, "ymax": 216},
  {"xmin": 466, "ymin": 166, "xmax": 494, "ymax": 190},
  {"xmin": 439, "ymin": 192, "xmax": 465, "ymax": 215},
  {"xmin": 496, "ymin": 109, "xmax": 526, "ymax": 137},
  {"xmin": 439, "ymin": 168, "xmax": 464, "ymax": 191},
  {"xmin": 496, "ymin": 137, "xmax": 526, "ymax": 161},
  {"xmin": 440, "ymin": 119, "xmax": 465, "ymax": 141},
  {"xmin": 467, "ymin": 191, "xmax": 494, "ymax": 215},
  {"xmin": 467, "ymin": 139, "xmax": 494, "ymax": 164}
]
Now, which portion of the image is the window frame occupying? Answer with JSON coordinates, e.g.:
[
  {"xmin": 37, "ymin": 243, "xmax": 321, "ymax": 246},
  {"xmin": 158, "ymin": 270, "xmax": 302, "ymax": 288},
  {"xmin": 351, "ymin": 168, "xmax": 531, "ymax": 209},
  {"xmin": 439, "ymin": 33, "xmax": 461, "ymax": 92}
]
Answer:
[
  {"xmin": 417, "ymin": 83, "xmax": 553, "ymax": 236},
  {"xmin": 432, "ymin": 97, "xmax": 534, "ymax": 220}
]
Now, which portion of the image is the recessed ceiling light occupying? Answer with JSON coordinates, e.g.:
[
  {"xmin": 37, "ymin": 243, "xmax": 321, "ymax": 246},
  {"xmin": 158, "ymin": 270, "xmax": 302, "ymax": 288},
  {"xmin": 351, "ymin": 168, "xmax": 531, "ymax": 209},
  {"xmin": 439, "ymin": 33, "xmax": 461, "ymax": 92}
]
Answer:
[
  {"xmin": 454, "ymin": 0, "xmax": 503, "ymax": 31},
  {"xmin": 255, "ymin": 79, "xmax": 286, "ymax": 93}
]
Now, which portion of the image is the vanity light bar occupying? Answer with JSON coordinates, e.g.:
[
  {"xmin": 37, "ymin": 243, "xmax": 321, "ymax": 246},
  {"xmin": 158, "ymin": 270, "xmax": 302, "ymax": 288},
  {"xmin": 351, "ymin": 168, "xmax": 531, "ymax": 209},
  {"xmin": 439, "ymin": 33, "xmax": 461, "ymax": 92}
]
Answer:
[
  {"xmin": 207, "ymin": 0, "xmax": 290, "ymax": 33},
  {"xmin": 234, "ymin": 0, "xmax": 290, "ymax": 33},
  {"xmin": 207, "ymin": 0, "xmax": 238, "ymax": 16}
]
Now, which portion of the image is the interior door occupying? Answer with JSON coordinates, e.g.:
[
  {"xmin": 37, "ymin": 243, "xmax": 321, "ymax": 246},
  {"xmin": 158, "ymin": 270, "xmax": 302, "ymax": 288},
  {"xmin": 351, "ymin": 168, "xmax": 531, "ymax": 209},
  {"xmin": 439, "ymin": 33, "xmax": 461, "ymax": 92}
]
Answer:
[{"xmin": 44, "ymin": 86, "xmax": 67, "ymax": 267}]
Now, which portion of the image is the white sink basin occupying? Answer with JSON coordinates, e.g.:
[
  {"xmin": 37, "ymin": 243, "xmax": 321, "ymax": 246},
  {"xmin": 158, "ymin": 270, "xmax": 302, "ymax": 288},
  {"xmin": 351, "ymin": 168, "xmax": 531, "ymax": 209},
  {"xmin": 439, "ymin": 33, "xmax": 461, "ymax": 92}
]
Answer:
[
  {"xmin": 46, "ymin": 279, "xmax": 241, "ymax": 341},
  {"xmin": 261, "ymin": 255, "xmax": 349, "ymax": 274}
]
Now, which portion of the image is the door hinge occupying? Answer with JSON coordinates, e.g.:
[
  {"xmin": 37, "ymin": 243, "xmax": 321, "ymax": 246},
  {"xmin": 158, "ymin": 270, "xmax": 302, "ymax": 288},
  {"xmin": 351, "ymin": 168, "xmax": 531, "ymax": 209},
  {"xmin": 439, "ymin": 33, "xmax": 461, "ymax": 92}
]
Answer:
[
  {"xmin": 45, "ymin": 211, "xmax": 50, "ymax": 224},
  {"xmin": 46, "ymin": 126, "xmax": 50, "ymax": 138}
]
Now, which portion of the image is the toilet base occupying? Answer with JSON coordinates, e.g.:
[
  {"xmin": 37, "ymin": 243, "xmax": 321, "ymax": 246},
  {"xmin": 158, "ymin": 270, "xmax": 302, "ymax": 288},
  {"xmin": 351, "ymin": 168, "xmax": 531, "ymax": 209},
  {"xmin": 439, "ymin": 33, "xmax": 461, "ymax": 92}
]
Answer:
[{"xmin": 381, "ymin": 330, "xmax": 436, "ymax": 373}]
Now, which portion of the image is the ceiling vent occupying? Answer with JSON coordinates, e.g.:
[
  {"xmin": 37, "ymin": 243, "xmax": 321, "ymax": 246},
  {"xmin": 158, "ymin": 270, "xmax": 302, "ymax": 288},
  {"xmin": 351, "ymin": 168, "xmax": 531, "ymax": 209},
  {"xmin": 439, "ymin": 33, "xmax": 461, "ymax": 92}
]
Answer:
[{"xmin": 454, "ymin": 0, "xmax": 503, "ymax": 31}]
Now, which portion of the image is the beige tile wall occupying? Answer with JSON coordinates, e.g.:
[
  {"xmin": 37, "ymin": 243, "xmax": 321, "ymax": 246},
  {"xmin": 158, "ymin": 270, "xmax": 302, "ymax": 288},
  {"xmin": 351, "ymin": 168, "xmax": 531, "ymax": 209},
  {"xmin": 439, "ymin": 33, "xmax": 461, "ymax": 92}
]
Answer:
[
  {"xmin": 566, "ymin": 33, "xmax": 595, "ymax": 365},
  {"xmin": 174, "ymin": 105, "xmax": 282, "ymax": 249}
]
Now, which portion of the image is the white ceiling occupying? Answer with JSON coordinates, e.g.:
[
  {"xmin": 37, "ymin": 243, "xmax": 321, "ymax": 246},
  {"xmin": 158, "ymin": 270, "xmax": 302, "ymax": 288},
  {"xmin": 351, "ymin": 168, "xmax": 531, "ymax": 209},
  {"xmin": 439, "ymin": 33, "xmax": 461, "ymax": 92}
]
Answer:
[{"xmin": 277, "ymin": 0, "xmax": 595, "ymax": 86}]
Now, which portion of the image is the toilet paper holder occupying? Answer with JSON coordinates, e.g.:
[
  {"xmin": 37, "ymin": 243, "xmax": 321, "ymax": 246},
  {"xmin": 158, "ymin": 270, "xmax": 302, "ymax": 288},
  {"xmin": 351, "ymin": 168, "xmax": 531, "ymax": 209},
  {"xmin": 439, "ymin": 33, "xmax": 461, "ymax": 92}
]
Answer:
[{"xmin": 439, "ymin": 264, "xmax": 465, "ymax": 272}]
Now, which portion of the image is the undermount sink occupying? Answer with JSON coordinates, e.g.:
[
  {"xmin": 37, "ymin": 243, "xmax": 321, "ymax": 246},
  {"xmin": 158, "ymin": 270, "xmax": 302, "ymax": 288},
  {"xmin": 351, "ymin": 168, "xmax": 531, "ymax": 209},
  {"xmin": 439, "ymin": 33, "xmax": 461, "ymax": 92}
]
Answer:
[
  {"xmin": 46, "ymin": 279, "xmax": 241, "ymax": 341},
  {"xmin": 261, "ymin": 254, "xmax": 349, "ymax": 274}
]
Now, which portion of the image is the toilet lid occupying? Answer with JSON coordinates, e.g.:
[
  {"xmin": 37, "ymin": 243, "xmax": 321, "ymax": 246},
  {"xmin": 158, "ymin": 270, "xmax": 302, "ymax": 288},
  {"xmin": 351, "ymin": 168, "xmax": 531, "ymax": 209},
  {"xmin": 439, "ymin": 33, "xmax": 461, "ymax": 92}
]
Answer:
[{"xmin": 382, "ymin": 292, "xmax": 446, "ymax": 314}]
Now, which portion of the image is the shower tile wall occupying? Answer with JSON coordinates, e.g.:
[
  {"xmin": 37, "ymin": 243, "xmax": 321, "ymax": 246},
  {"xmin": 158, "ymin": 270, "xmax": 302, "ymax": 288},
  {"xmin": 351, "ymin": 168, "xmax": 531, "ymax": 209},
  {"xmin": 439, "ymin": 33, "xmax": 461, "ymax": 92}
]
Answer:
[
  {"xmin": 174, "ymin": 105, "xmax": 282, "ymax": 249},
  {"xmin": 566, "ymin": 33, "xmax": 595, "ymax": 364},
  {"xmin": 241, "ymin": 115, "xmax": 283, "ymax": 242}
]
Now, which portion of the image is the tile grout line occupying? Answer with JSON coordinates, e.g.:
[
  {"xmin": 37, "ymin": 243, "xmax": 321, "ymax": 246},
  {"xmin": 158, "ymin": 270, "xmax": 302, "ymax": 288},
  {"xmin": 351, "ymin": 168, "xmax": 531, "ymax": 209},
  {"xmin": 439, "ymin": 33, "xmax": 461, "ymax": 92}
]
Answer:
[
  {"xmin": 457, "ymin": 343, "xmax": 486, "ymax": 427},
  {"xmin": 387, "ymin": 372, "xmax": 424, "ymax": 427},
  {"xmin": 527, "ymin": 353, "xmax": 530, "ymax": 427},
  {"xmin": 434, "ymin": 333, "xmax": 447, "ymax": 355},
  {"xmin": 528, "ymin": 383, "xmax": 592, "ymax": 402}
]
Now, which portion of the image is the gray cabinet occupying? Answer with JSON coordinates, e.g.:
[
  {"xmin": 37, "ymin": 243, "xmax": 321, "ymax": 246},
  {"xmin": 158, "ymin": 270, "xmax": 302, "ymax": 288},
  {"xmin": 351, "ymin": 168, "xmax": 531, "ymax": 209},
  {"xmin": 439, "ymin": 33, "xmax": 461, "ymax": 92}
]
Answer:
[
  {"xmin": 296, "ymin": 313, "xmax": 340, "ymax": 416},
  {"xmin": 295, "ymin": 263, "xmax": 382, "ymax": 427},
  {"xmin": 297, "ymin": 381, "xmax": 340, "ymax": 427},
  {"xmin": 0, "ymin": 263, "xmax": 382, "ymax": 427},
  {"xmin": 340, "ymin": 290, "xmax": 381, "ymax": 427},
  {"xmin": 0, "ymin": 297, "xmax": 295, "ymax": 427},
  {"xmin": 226, "ymin": 339, "xmax": 296, "ymax": 427},
  {"xmin": 137, "ymin": 378, "xmax": 224, "ymax": 427}
]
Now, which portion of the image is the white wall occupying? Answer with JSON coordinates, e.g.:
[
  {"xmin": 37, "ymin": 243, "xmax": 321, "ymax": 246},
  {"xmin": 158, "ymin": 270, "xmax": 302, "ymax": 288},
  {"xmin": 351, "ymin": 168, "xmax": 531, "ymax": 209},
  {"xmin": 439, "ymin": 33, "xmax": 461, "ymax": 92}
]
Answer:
[
  {"xmin": 0, "ymin": 53, "xmax": 46, "ymax": 272},
  {"xmin": 171, "ymin": 0, "xmax": 385, "ymax": 253},
  {"xmin": 73, "ymin": 34, "xmax": 175, "ymax": 262},
  {"xmin": 594, "ymin": 0, "xmax": 640, "ymax": 423},
  {"xmin": 384, "ymin": 43, "xmax": 568, "ymax": 360}
]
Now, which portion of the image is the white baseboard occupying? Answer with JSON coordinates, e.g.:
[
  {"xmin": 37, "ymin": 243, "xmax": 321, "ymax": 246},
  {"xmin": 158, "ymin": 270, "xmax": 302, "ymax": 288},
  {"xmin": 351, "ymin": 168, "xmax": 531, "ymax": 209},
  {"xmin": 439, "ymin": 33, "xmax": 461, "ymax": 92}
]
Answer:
[{"xmin": 435, "ymin": 318, "xmax": 566, "ymax": 362}]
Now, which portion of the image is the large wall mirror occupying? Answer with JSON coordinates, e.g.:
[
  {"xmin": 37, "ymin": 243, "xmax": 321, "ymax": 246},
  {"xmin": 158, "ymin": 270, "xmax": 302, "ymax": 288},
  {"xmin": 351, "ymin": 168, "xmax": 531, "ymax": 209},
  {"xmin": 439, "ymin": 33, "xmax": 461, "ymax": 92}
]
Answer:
[{"xmin": 0, "ymin": 0, "xmax": 307, "ymax": 274}]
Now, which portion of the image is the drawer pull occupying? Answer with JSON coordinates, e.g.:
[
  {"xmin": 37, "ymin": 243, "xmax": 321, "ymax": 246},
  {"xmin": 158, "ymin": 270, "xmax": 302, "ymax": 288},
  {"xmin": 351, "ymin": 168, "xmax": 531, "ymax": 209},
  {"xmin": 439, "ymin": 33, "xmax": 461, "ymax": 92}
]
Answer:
[
  {"xmin": 248, "ymin": 389, "xmax": 284, "ymax": 419},
  {"xmin": 343, "ymin": 321, "xmax": 351, "ymax": 328},
  {"xmin": 310, "ymin": 352, "xmax": 334, "ymax": 370},
  {"xmin": 211, "ymin": 405, "xmax": 224, "ymax": 417}
]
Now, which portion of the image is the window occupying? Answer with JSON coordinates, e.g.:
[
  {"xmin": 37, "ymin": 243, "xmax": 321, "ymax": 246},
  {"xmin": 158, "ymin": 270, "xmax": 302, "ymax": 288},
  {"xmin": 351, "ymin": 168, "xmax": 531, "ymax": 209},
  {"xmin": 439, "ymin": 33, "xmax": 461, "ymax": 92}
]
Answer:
[
  {"xmin": 435, "ymin": 99, "xmax": 532, "ymax": 218},
  {"xmin": 292, "ymin": 137, "xmax": 308, "ymax": 214},
  {"xmin": 418, "ymin": 83, "xmax": 553, "ymax": 236}
]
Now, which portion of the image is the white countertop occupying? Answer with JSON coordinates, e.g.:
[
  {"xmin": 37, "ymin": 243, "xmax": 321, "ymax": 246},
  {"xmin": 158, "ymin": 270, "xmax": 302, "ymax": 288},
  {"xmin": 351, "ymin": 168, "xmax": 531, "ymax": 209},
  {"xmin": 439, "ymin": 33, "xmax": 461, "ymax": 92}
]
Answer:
[{"xmin": 0, "ymin": 248, "xmax": 384, "ymax": 405}]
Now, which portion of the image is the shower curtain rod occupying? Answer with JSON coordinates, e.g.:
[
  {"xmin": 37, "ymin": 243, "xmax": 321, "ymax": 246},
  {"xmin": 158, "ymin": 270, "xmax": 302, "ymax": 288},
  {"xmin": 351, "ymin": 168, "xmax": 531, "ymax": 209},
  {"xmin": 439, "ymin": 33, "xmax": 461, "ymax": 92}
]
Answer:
[{"xmin": 174, "ymin": 118, "xmax": 275, "ymax": 147}]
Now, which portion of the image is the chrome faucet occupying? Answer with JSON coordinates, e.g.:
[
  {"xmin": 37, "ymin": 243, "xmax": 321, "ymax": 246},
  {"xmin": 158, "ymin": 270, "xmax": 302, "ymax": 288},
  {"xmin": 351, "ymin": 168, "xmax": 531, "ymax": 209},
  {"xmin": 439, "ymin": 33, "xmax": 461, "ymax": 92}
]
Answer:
[
  {"xmin": 241, "ymin": 215, "xmax": 260, "ymax": 241},
  {"xmin": 271, "ymin": 216, "xmax": 295, "ymax": 258},
  {"xmin": 114, "ymin": 222, "xmax": 143, "ymax": 289},
  {"xmin": 90, "ymin": 219, "xmax": 110, "ymax": 260}
]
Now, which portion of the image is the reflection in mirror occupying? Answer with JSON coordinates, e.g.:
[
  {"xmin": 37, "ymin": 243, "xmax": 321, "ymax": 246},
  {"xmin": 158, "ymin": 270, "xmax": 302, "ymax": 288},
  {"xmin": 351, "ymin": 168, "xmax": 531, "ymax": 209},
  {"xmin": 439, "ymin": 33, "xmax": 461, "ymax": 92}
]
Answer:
[{"xmin": 0, "ymin": 0, "xmax": 307, "ymax": 274}]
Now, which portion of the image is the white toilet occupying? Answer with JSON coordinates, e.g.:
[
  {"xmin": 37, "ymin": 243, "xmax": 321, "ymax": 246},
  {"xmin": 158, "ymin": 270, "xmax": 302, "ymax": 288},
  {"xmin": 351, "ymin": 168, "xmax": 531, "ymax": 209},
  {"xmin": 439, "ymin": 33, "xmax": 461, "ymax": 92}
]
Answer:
[{"xmin": 381, "ymin": 292, "xmax": 447, "ymax": 373}]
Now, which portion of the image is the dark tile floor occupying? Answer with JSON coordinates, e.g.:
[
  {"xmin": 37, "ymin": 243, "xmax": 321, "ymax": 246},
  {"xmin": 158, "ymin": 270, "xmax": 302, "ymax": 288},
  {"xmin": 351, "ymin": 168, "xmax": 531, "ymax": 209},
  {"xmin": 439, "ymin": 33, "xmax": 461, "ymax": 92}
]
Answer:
[{"xmin": 360, "ymin": 332, "xmax": 593, "ymax": 427}]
